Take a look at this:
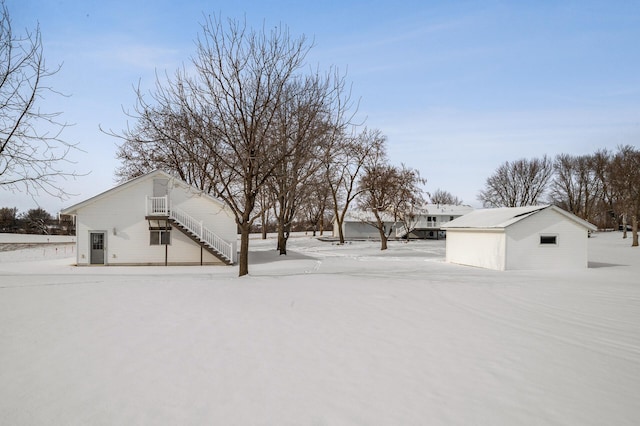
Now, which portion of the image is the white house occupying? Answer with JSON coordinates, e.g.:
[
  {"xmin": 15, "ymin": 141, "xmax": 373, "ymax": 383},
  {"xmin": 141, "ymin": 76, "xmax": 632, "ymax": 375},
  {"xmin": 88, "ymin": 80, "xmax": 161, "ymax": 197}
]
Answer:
[
  {"xmin": 333, "ymin": 204, "xmax": 473, "ymax": 240},
  {"xmin": 61, "ymin": 170, "xmax": 237, "ymax": 266},
  {"xmin": 441, "ymin": 205, "xmax": 597, "ymax": 271}
]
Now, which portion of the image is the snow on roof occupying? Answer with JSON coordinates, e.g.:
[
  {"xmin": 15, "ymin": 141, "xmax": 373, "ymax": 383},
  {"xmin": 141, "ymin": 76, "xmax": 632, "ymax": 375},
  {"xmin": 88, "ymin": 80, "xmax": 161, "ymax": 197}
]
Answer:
[
  {"xmin": 441, "ymin": 205, "xmax": 598, "ymax": 231},
  {"xmin": 422, "ymin": 204, "xmax": 474, "ymax": 216},
  {"xmin": 441, "ymin": 205, "xmax": 546, "ymax": 229}
]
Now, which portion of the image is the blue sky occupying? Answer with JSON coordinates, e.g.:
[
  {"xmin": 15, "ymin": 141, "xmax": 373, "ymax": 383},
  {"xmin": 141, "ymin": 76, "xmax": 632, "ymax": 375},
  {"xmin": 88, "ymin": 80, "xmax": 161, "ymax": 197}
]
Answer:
[{"xmin": 5, "ymin": 0, "xmax": 640, "ymax": 213}]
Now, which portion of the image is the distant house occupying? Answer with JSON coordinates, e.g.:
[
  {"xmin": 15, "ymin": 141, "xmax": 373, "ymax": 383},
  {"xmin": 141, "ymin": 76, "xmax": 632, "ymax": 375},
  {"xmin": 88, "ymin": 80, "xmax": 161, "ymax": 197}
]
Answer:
[
  {"xmin": 333, "ymin": 204, "xmax": 473, "ymax": 240},
  {"xmin": 441, "ymin": 205, "xmax": 597, "ymax": 270},
  {"xmin": 61, "ymin": 170, "xmax": 237, "ymax": 266}
]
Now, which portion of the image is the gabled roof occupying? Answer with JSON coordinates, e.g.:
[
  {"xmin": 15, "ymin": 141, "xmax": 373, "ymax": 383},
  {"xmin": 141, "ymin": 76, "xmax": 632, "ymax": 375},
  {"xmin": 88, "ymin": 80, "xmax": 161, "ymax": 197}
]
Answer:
[
  {"xmin": 441, "ymin": 205, "xmax": 597, "ymax": 231},
  {"xmin": 60, "ymin": 170, "xmax": 225, "ymax": 215}
]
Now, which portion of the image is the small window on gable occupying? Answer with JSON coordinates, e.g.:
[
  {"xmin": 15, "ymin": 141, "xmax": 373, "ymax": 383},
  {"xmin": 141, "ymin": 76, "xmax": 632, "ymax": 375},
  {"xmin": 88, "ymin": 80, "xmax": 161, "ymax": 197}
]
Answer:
[
  {"xmin": 540, "ymin": 235, "xmax": 557, "ymax": 245},
  {"xmin": 150, "ymin": 230, "xmax": 171, "ymax": 245}
]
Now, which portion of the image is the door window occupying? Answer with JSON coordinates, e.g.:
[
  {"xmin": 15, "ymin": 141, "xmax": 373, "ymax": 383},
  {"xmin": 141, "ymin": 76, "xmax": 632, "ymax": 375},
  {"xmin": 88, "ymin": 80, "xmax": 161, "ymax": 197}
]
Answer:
[{"xmin": 92, "ymin": 233, "xmax": 104, "ymax": 250}]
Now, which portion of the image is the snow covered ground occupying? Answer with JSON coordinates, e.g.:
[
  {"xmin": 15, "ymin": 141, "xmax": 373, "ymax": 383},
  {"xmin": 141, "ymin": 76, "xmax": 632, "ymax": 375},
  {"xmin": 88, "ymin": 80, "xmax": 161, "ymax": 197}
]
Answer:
[{"xmin": 1, "ymin": 232, "xmax": 638, "ymax": 425}]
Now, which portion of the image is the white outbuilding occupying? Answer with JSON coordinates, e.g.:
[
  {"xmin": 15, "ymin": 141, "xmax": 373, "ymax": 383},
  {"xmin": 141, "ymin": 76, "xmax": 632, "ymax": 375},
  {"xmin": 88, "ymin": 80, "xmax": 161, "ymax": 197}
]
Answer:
[
  {"xmin": 441, "ymin": 205, "xmax": 597, "ymax": 271},
  {"xmin": 333, "ymin": 204, "xmax": 473, "ymax": 240},
  {"xmin": 61, "ymin": 170, "xmax": 237, "ymax": 266}
]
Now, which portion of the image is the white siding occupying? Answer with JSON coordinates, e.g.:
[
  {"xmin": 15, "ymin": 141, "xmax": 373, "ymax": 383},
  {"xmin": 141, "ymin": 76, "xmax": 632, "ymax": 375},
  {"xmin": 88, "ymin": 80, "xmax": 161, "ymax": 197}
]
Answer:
[
  {"xmin": 168, "ymin": 181, "xmax": 238, "ymax": 258},
  {"xmin": 505, "ymin": 208, "xmax": 588, "ymax": 270},
  {"xmin": 337, "ymin": 221, "xmax": 397, "ymax": 239},
  {"xmin": 73, "ymin": 173, "xmax": 236, "ymax": 266},
  {"xmin": 446, "ymin": 229, "xmax": 506, "ymax": 270}
]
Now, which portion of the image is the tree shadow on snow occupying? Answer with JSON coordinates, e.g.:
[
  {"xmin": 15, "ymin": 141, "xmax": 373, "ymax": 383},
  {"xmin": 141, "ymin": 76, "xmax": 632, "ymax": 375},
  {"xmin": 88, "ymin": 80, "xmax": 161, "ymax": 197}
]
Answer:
[
  {"xmin": 248, "ymin": 249, "xmax": 316, "ymax": 265},
  {"xmin": 588, "ymin": 261, "xmax": 627, "ymax": 268}
]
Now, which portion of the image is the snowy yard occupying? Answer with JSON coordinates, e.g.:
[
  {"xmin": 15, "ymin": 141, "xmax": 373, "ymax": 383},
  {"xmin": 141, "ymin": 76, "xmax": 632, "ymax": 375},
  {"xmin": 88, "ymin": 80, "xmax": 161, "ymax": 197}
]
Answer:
[{"xmin": 1, "ymin": 232, "xmax": 639, "ymax": 425}]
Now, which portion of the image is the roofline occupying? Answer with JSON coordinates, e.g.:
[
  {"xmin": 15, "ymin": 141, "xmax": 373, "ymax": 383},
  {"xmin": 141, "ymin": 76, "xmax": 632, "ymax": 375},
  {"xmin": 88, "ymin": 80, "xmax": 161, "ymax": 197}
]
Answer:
[
  {"xmin": 60, "ymin": 170, "xmax": 226, "ymax": 215},
  {"xmin": 444, "ymin": 227, "xmax": 504, "ymax": 233},
  {"xmin": 441, "ymin": 205, "xmax": 598, "ymax": 231},
  {"xmin": 546, "ymin": 205, "xmax": 598, "ymax": 231}
]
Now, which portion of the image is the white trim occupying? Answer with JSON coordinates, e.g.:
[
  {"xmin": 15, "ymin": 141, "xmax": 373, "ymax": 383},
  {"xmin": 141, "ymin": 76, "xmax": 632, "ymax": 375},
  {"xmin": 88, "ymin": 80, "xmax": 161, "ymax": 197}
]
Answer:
[
  {"xmin": 539, "ymin": 233, "xmax": 559, "ymax": 246},
  {"xmin": 88, "ymin": 230, "xmax": 107, "ymax": 265}
]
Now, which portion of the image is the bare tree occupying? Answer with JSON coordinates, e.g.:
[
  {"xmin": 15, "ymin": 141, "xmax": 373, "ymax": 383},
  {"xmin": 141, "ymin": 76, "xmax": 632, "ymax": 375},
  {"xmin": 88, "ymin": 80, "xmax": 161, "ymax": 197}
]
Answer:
[
  {"xmin": 608, "ymin": 145, "xmax": 640, "ymax": 246},
  {"xmin": 256, "ymin": 186, "xmax": 274, "ymax": 239},
  {"xmin": 355, "ymin": 133, "xmax": 390, "ymax": 249},
  {"xmin": 0, "ymin": 1, "xmax": 78, "ymax": 198},
  {"xmin": 358, "ymin": 154, "xmax": 426, "ymax": 250},
  {"xmin": 21, "ymin": 207, "xmax": 52, "ymax": 234},
  {"xmin": 478, "ymin": 155, "xmax": 553, "ymax": 207},
  {"xmin": 0, "ymin": 206, "xmax": 18, "ymax": 231},
  {"xmin": 300, "ymin": 170, "xmax": 333, "ymax": 236},
  {"xmin": 392, "ymin": 164, "xmax": 427, "ymax": 239},
  {"xmin": 549, "ymin": 154, "xmax": 603, "ymax": 222},
  {"xmin": 268, "ymin": 75, "xmax": 336, "ymax": 255},
  {"xmin": 590, "ymin": 149, "xmax": 617, "ymax": 230},
  {"xmin": 113, "ymin": 16, "xmax": 331, "ymax": 276},
  {"xmin": 326, "ymin": 127, "xmax": 383, "ymax": 244},
  {"xmin": 429, "ymin": 188, "xmax": 462, "ymax": 205}
]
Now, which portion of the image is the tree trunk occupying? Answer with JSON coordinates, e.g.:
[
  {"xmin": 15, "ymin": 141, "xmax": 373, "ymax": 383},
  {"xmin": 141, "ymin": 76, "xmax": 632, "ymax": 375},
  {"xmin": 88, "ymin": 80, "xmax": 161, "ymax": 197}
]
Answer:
[
  {"xmin": 375, "ymin": 218, "xmax": 388, "ymax": 251},
  {"xmin": 238, "ymin": 223, "xmax": 251, "ymax": 277},
  {"xmin": 319, "ymin": 216, "xmax": 324, "ymax": 236},
  {"xmin": 378, "ymin": 228, "xmax": 388, "ymax": 250},
  {"xmin": 622, "ymin": 214, "xmax": 628, "ymax": 239},
  {"xmin": 261, "ymin": 210, "xmax": 268, "ymax": 239},
  {"xmin": 632, "ymin": 215, "xmax": 638, "ymax": 247},
  {"xmin": 337, "ymin": 218, "xmax": 345, "ymax": 244},
  {"xmin": 277, "ymin": 225, "xmax": 288, "ymax": 255}
]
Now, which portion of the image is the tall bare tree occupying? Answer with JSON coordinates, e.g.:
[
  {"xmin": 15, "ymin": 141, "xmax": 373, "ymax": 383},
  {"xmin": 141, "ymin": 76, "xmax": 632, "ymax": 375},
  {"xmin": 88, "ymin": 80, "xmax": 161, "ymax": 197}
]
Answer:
[
  {"xmin": 549, "ymin": 154, "xmax": 603, "ymax": 222},
  {"xmin": 590, "ymin": 149, "xmax": 617, "ymax": 230},
  {"xmin": 392, "ymin": 164, "xmax": 427, "ymax": 239},
  {"xmin": 608, "ymin": 145, "xmax": 640, "ymax": 246},
  {"xmin": 478, "ymin": 155, "xmax": 553, "ymax": 207},
  {"xmin": 299, "ymin": 172, "xmax": 333, "ymax": 236},
  {"xmin": 268, "ymin": 75, "xmax": 336, "ymax": 255},
  {"xmin": 0, "ymin": 1, "xmax": 78, "ymax": 198},
  {"xmin": 326, "ymin": 127, "xmax": 384, "ymax": 244},
  {"xmin": 114, "ymin": 16, "xmax": 317, "ymax": 276}
]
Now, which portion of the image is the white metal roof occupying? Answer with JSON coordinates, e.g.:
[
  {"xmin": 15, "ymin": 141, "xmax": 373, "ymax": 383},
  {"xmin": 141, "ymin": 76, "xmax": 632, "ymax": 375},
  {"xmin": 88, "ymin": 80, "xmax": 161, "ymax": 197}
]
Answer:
[{"xmin": 441, "ymin": 205, "xmax": 597, "ymax": 231}]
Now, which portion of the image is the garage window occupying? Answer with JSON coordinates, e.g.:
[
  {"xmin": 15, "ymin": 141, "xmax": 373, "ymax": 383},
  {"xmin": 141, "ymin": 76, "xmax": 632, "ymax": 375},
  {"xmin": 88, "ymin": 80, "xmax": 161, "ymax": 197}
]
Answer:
[
  {"xmin": 150, "ymin": 230, "xmax": 171, "ymax": 245},
  {"xmin": 540, "ymin": 235, "xmax": 557, "ymax": 245}
]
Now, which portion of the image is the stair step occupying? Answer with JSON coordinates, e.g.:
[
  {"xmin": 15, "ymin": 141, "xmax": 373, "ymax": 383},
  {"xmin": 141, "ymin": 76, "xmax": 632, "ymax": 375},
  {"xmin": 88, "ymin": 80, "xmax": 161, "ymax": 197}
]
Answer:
[{"xmin": 169, "ymin": 215, "xmax": 233, "ymax": 265}]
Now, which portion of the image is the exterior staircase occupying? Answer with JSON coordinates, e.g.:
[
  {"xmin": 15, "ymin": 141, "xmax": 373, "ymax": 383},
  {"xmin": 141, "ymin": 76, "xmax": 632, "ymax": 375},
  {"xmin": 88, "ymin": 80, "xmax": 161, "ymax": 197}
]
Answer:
[
  {"xmin": 395, "ymin": 225, "xmax": 414, "ymax": 239},
  {"xmin": 146, "ymin": 196, "xmax": 234, "ymax": 265},
  {"xmin": 169, "ymin": 207, "xmax": 234, "ymax": 265}
]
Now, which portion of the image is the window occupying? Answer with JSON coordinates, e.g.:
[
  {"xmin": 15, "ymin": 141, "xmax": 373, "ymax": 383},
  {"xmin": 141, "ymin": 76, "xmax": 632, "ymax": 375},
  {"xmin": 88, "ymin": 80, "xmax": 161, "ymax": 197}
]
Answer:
[
  {"xmin": 150, "ymin": 230, "xmax": 171, "ymax": 245},
  {"xmin": 540, "ymin": 235, "xmax": 557, "ymax": 245},
  {"xmin": 92, "ymin": 233, "xmax": 104, "ymax": 250}
]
